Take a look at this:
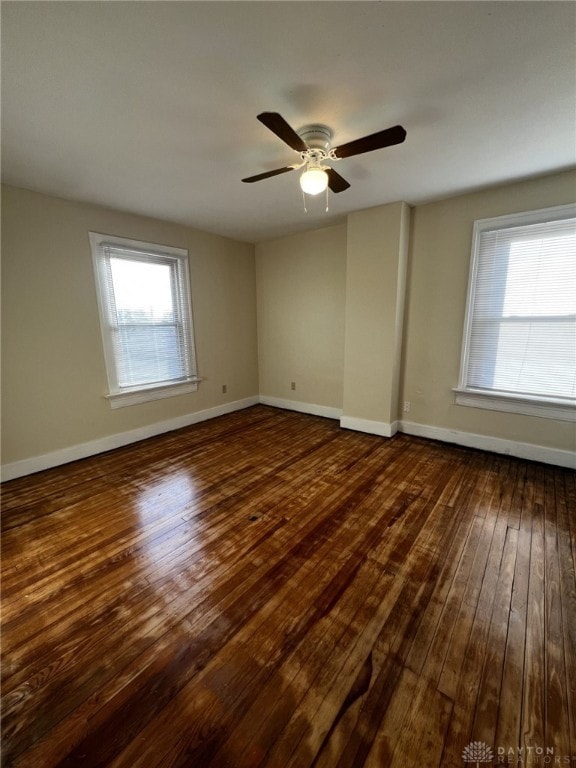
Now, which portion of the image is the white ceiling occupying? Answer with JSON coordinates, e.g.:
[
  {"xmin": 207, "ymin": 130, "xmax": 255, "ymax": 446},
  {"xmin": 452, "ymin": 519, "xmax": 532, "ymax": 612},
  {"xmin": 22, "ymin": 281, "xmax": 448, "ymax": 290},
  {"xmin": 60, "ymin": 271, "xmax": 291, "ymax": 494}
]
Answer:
[{"xmin": 2, "ymin": 1, "xmax": 575, "ymax": 243}]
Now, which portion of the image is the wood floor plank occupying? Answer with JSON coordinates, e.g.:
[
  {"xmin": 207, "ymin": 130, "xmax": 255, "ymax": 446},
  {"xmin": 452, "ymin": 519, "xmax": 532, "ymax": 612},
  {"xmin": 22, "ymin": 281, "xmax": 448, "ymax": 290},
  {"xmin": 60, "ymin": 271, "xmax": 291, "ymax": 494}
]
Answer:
[
  {"xmin": 348, "ymin": 665, "xmax": 419, "ymax": 768},
  {"xmin": 387, "ymin": 678, "xmax": 452, "ymax": 768},
  {"xmin": 543, "ymin": 467, "xmax": 571, "ymax": 762},
  {"xmin": 554, "ymin": 468, "xmax": 576, "ymax": 758},
  {"xmin": 404, "ymin": 494, "xmax": 476, "ymax": 677},
  {"xmin": 469, "ymin": 525, "xmax": 518, "ymax": 749},
  {"xmin": 493, "ymin": 528, "xmax": 531, "ymax": 752},
  {"xmin": 421, "ymin": 514, "xmax": 483, "ymax": 695},
  {"xmin": 521, "ymin": 464, "xmax": 547, "ymax": 753},
  {"xmin": 1, "ymin": 406, "xmax": 574, "ymax": 768}
]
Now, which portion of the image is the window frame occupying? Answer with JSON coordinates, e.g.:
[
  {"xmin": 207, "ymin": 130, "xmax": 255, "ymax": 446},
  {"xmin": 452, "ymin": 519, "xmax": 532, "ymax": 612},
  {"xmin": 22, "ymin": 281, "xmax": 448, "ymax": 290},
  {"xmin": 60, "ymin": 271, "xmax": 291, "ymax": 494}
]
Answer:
[
  {"xmin": 90, "ymin": 232, "xmax": 200, "ymax": 409},
  {"xmin": 454, "ymin": 204, "xmax": 576, "ymax": 422}
]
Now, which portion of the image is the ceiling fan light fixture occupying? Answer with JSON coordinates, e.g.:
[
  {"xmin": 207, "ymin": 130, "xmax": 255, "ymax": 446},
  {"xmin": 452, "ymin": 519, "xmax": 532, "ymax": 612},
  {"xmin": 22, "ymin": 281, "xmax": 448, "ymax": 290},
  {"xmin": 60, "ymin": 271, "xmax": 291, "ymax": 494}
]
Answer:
[{"xmin": 299, "ymin": 167, "xmax": 329, "ymax": 196}]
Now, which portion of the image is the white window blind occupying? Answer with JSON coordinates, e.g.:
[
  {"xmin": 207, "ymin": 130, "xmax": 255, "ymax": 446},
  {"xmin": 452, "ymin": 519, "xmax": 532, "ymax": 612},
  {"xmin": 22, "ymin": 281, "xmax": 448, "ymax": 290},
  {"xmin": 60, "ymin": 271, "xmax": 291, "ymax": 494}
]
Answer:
[
  {"xmin": 457, "ymin": 205, "xmax": 576, "ymax": 419},
  {"xmin": 90, "ymin": 233, "xmax": 199, "ymax": 407}
]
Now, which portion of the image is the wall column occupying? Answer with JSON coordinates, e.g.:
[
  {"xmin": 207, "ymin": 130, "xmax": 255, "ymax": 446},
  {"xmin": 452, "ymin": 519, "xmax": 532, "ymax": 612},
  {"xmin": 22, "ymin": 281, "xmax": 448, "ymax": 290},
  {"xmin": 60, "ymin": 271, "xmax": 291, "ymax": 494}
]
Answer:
[{"xmin": 341, "ymin": 201, "xmax": 410, "ymax": 436}]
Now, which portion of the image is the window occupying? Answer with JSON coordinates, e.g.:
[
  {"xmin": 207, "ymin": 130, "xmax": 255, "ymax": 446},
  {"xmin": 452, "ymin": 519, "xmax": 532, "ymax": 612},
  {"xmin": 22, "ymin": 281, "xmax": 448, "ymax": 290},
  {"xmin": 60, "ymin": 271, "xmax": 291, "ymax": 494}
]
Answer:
[
  {"xmin": 90, "ymin": 233, "xmax": 199, "ymax": 408},
  {"xmin": 455, "ymin": 204, "xmax": 576, "ymax": 421}
]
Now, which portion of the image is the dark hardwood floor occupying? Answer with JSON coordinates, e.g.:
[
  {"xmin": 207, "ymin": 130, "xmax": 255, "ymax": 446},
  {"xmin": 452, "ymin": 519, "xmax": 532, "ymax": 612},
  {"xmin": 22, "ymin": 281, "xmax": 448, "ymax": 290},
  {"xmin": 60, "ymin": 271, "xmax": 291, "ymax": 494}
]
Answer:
[{"xmin": 1, "ymin": 405, "xmax": 575, "ymax": 767}]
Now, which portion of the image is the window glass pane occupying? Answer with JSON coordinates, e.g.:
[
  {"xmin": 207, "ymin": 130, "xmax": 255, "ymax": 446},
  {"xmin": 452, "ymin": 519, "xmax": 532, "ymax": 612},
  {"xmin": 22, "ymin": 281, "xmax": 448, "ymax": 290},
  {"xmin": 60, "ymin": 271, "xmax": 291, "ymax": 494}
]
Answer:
[
  {"xmin": 503, "ymin": 234, "xmax": 575, "ymax": 317},
  {"xmin": 110, "ymin": 257, "xmax": 176, "ymax": 323},
  {"xmin": 492, "ymin": 320, "xmax": 575, "ymax": 398}
]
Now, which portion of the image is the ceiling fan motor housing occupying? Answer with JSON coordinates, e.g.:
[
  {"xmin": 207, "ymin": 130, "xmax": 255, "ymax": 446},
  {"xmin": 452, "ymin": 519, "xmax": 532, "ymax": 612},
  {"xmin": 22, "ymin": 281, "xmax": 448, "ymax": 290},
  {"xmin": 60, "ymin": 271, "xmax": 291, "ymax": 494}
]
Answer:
[{"xmin": 298, "ymin": 125, "xmax": 333, "ymax": 151}]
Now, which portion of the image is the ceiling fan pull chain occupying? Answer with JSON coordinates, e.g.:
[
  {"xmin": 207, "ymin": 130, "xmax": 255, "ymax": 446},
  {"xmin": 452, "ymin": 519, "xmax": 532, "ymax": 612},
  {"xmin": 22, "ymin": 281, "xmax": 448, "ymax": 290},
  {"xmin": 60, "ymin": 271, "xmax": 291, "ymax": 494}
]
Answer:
[
  {"xmin": 302, "ymin": 189, "xmax": 308, "ymax": 214},
  {"xmin": 325, "ymin": 186, "xmax": 329, "ymax": 213}
]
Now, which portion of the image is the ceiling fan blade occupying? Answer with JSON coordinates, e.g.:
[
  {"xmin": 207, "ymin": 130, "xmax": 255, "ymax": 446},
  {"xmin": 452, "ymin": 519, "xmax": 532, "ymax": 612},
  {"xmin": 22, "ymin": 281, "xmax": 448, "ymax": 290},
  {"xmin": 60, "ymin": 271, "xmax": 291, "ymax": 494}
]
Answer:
[
  {"xmin": 257, "ymin": 112, "xmax": 308, "ymax": 152},
  {"xmin": 242, "ymin": 165, "xmax": 297, "ymax": 183},
  {"xmin": 332, "ymin": 125, "xmax": 406, "ymax": 159},
  {"xmin": 326, "ymin": 167, "xmax": 351, "ymax": 193}
]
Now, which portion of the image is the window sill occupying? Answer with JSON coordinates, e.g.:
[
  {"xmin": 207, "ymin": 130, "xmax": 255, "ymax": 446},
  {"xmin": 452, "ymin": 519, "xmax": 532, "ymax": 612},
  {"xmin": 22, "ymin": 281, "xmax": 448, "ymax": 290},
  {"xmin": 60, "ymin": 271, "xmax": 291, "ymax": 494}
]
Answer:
[
  {"xmin": 453, "ymin": 388, "xmax": 576, "ymax": 422},
  {"xmin": 106, "ymin": 379, "xmax": 201, "ymax": 409}
]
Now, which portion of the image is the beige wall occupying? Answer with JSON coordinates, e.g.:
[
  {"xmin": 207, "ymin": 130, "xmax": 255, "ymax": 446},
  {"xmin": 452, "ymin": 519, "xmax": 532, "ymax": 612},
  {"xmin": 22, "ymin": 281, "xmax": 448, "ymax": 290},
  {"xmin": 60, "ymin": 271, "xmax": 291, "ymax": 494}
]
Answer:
[
  {"xmin": 3, "ymin": 170, "xmax": 575, "ymax": 474},
  {"xmin": 253, "ymin": 170, "xmax": 575, "ymax": 458},
  {"xmin": 1, "ymin": 185, "xmax": 258, "ymax": 466},
  {"xmin": 256, "ymin": 224, "xmax": 346, "ymax": 410},
  {"xmin": 402, "ymin": 169, "xmax": 576, "ymax": 452}
]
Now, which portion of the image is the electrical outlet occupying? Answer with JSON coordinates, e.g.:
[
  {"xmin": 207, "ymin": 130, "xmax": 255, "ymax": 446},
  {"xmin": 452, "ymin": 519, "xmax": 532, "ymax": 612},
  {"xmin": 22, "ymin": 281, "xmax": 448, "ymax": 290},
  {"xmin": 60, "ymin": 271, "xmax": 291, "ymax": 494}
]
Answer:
[
  {"xmin": 291, "ymin": 381, "xmax": 296, "ymax": 391},
  {"xmin": 222, "ymin": 384, "xmax": 227, "ymax": 394},
  {"xmin": 403, "ymin": 401, "xmax": 411, "ymax": 413}
]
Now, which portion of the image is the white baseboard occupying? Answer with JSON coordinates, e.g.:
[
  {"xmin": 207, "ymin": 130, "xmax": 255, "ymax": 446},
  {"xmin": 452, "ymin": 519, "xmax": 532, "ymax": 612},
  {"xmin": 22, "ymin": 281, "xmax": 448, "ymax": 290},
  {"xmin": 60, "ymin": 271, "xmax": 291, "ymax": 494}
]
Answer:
[
  {"xmin": 340, "ymin": 415, "xmax": 398, "ymax": 438},
  {"xmin": 399, "ymin": 420, "xmax": 576, "ymax": 470},
  {"xmin": 259, "ymin": 395, "xmax": 342, "ymax": 421},
  {"xmin": 3, "ymin": 398, "xmax": 573, "ymax": 481},
  {"xmin": 259, "ymin": 401, "xmax": 574, "ymax": 467},
  {"xmin": 1, "ymin": 396, "xmax": 260, "ymax": 482}
]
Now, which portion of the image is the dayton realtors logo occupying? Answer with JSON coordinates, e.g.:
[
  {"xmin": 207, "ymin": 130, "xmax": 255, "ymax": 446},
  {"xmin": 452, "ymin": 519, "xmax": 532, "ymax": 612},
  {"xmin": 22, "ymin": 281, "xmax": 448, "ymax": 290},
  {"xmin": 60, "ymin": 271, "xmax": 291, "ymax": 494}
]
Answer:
[
  {"xmin": 463, "ymin": 741, "xmax": 576, "ymax": 766},
  {"xmin": 463, "ymin": 741, "xmax": 494, "ymax": 767}
]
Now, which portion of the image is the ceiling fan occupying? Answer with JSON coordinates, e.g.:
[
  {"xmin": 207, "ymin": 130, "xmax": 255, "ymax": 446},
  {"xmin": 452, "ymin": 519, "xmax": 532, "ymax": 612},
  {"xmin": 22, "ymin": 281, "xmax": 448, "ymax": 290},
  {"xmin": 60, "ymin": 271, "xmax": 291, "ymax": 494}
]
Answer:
[{"xmin": 242, "ymin": 112, "xmax": 407, "ymax": 197}]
